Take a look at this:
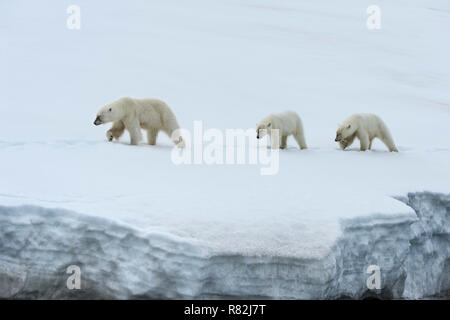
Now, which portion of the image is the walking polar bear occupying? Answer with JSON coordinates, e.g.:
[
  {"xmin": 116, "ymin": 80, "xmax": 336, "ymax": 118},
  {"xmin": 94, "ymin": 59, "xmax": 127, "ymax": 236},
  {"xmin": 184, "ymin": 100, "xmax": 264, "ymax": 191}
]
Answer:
[
  {"xmin": 335, "ymin": 113, "xmax": 398, "ymax": 152},
  {"xmin": 256, "ymin": 111, "xmax": 307, "ymax": 150},
  {"xmin": 94, "ymin": 97, "xmax": 184, "ymax": 147}
]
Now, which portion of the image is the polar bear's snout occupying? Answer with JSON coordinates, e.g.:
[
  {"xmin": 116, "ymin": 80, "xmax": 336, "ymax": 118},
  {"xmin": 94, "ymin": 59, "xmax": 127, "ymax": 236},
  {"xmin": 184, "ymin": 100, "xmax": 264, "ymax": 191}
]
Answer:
[
  {"xmin": 256, "ymin": 128, "xmax": 267, "ymax": 139},
  {"xmin": 335, "ymin": 133, "xmax": 342, "ymax": 142},
  {"xmin": 94, "ymin": 116, "xmax": 102, "ymax": 126}
]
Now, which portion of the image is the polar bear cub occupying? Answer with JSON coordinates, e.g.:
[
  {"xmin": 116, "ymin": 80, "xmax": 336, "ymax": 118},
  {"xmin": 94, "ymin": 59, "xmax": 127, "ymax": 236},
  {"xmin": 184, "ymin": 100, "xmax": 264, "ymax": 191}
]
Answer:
[
  {"xmin": 94, "ymin": 97, "xmax": 184, "ymax": 147},
  {"xmin": 335, "ymin": 113, "xmax": 398, "ymax": 152},
  {"xmin": 256, "ymin": 110, "xmax": 307, "ymax": 149}
]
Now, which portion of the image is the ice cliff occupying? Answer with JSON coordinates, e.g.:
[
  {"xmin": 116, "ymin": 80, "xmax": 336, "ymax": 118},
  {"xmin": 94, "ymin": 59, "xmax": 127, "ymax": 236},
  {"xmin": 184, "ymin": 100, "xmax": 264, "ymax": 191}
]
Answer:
[{"xmin": 0, "ymin": 192, "xmax": 448, "ymax": 299}]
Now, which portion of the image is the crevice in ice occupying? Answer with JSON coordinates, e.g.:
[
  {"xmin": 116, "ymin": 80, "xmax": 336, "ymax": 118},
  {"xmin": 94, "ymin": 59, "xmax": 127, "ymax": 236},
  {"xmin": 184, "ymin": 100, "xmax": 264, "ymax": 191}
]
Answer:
[{"xmin": 398, "ymin": 192, "xmax": 449, "ymax": 299}]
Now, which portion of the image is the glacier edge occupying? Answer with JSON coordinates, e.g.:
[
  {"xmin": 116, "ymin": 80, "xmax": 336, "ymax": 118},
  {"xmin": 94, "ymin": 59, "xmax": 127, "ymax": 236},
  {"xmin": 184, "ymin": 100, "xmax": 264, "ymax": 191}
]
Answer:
[{"xmin": 0, "ymin": 192, "xmax": 448, "ymax": 299}]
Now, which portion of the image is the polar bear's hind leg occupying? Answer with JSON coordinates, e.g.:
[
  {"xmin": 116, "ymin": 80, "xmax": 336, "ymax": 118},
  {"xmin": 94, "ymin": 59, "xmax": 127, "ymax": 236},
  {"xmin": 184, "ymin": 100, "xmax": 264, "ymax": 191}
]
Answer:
[
  {"xmin": 280, "ymin": 136, "xmax": 288, "ymax": 149},
  {"xmin": 381, "ymin": 135, "xmax": 398, "ymax": 152},
  {"xmin": 378, "ymin": 121, "xmax": 398, "ymax": 152},
  {"xmin": 294, "ymin": 131, "xmax": 307, "ymax": 150},
  {"xmin": 163, "ymin": 117, "xmax": 184, "ymax": 148}
]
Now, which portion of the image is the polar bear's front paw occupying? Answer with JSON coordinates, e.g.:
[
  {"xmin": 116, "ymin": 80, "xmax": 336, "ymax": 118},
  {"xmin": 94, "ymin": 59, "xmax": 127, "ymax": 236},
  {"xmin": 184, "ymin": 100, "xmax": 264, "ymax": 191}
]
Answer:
[{"xmin": 106, "ymin": 131, "xmax": 114, "ymax": 142}]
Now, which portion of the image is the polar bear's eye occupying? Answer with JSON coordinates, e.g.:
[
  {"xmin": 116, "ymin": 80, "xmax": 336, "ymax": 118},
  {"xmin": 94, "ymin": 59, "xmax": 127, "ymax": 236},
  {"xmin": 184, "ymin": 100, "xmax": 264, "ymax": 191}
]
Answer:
[{"xmin": 109, "ymin": 108, "xmax": 112, "ymax": 112}]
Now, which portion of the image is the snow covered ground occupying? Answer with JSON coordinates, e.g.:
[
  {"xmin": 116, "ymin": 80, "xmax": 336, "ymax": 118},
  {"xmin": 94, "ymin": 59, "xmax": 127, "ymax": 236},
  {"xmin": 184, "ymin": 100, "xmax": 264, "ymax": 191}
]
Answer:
[{"xmin": 0, "ymin": 0, "xmax": 449, "ymax": 299}]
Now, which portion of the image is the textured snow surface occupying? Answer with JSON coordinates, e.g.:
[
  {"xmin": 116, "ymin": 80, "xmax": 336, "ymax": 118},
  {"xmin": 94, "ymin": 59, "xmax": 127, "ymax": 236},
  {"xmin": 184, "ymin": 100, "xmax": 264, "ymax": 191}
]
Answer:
[
  {"xmin": 0, "ymin": 140, "xmax": 430, "ymax": 259},
  {"xmin": 1, "ymin": 0, "xmax": 449, "ymax": 299}
]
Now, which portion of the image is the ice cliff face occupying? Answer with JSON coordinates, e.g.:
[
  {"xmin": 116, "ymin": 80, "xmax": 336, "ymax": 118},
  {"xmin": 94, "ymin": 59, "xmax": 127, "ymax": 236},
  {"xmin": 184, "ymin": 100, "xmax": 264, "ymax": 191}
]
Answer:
[
  {"xmin": 328, "ymin": 192, "xmax": 449, "ymax": 299},
  {"xmin": 0, "ymin": 192, "xmax": 448, "ymax": 299},
  {"xmin": 401, "ymin": 193, "xmax": 450, "ymax": 299}
]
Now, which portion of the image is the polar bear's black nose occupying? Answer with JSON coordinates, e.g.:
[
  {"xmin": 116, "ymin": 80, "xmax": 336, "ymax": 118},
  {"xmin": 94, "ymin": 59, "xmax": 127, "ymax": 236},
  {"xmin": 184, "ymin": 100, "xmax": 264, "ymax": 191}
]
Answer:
[{"xmin": 94, "ymin": 116, "xmax": 102, "ymax": 126}]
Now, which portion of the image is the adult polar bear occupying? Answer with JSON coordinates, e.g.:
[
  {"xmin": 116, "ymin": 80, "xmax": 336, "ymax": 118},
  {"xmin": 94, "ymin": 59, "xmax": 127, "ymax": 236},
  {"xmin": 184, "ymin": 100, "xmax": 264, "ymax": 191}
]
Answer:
[
  {"xmin": 94, "ymin": 97, "xmax": 184, "ymax": 147},
  {"xmin": 335, "ymin": 113, "xmax": 398, "ymax": 152},
  {"xmin": 256, "ymin": 111, "xmax": 307, "ymax": 150}
]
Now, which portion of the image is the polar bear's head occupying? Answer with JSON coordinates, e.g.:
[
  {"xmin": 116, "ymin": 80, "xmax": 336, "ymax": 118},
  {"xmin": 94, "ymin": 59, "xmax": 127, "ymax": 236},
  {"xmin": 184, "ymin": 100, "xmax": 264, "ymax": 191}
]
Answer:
[
  {"xmin": 335, "ymin": 123, "xmax": 356, "ymax": 142},
  {"xmin": 94, "ymin": 104, "xmax": 124, "ymax": 126},
  {"xmin": 256, "ymin": 122, "xmax": 271, "ymax": 139}
]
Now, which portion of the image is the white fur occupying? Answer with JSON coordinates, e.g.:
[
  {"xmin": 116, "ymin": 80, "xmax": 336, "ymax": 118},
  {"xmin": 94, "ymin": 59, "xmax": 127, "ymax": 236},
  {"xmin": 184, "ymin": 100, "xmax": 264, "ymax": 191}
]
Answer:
[
  {"xmin": 335, "ymin": 113, "xmax": 398, "ymax": 152},
  {"xmin": 256, "ymin": 111, "xmax": 307, "ymax": 150},
  {"xmin": 94, "ymin": 97, "xmax": 184, "ymax": 147}
]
